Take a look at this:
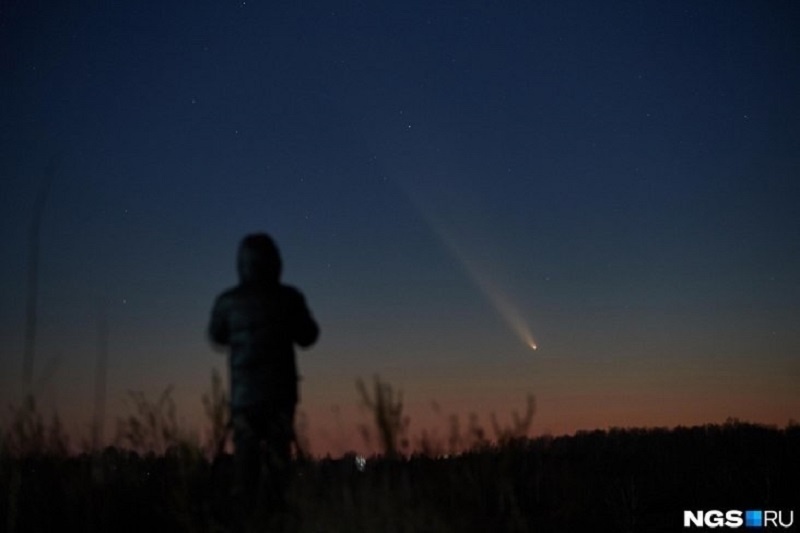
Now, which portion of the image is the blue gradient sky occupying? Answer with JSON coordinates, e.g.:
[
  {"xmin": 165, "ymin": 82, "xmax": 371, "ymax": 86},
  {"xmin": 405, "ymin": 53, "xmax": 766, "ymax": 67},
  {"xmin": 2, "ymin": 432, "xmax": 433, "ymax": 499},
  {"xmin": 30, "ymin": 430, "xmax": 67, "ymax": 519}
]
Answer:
[{"xmin": 2, "ymin": 1, "xmax": 799, "ymax": 455}]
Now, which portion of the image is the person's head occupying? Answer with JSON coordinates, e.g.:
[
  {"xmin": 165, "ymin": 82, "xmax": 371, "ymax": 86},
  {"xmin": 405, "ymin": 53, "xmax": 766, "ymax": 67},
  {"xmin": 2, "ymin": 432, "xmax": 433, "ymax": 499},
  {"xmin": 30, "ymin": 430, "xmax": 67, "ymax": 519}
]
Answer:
[{"xmin": 237, "ymin": 233, "xmax": 282, "ymax": 285}]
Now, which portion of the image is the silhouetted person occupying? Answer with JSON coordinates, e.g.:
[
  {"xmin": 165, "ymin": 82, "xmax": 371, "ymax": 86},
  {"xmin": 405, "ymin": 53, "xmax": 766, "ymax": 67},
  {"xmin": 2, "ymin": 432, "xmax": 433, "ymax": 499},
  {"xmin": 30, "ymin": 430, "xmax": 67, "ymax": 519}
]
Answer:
[{"xmin": 208, "ymin": 233, "xmax": 319, "ymax": 525}]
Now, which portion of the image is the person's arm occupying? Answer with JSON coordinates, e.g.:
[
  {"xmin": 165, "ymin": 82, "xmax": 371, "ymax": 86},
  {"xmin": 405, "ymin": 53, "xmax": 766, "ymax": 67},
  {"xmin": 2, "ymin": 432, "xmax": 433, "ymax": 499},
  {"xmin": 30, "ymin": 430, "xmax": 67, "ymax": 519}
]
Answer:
[
  {"xmin": 290, "ymin": 289, "xmax": 319, "ymax": 348},
  {"xmin": 208, "ymin": 293, "xmax": 231, "ymax": 347}
]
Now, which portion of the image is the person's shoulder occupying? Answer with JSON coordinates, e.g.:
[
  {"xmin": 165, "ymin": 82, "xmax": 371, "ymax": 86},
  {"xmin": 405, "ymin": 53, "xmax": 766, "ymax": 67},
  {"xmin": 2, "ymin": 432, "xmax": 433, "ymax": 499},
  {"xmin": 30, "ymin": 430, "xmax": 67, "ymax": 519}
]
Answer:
[
  {"xmin": 279, "ymin": 284, "xmax": 307, "ymax": 302},
  {"xmin": 214, "ymin": 285, "xmax": 243, "ymax": 304}
]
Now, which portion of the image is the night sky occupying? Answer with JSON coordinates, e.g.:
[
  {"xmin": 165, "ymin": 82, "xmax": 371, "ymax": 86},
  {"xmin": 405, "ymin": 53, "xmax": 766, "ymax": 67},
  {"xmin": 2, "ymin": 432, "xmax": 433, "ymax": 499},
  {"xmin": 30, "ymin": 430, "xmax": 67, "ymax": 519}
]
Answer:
[{"xmin": 2, "ymin": 2, "xmax": 799, "ymax": 455}]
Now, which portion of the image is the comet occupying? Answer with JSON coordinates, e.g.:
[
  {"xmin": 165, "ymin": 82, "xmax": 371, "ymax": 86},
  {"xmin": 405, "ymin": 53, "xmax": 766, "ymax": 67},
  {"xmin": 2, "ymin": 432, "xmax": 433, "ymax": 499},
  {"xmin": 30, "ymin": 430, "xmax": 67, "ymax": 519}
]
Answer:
[{"xmin": 403, "ymin": 187, "xmax": 539, "ymax": 353}]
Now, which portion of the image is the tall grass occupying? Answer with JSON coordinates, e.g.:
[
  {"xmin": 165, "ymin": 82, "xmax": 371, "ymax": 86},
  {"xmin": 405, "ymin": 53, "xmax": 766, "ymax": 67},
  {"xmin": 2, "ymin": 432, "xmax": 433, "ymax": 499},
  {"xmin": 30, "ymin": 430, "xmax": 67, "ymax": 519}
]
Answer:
[
  {"xmin": 2, "ymin": 395, "xmax": 69, "ymax": 458},
  {"xmin": 2, "ymin": 373, "xmax": 798, "ymax": 533},
  {"xmin": 115, "ymin": 385, "xmax": 186, "ymax": 455},
  {"xmin": 201, "ymin": 368, "xmax": 229, "ymax": 459},
  {"xmin": 356, "ymin": 375, "xmax": 410, "ymax": 457}
]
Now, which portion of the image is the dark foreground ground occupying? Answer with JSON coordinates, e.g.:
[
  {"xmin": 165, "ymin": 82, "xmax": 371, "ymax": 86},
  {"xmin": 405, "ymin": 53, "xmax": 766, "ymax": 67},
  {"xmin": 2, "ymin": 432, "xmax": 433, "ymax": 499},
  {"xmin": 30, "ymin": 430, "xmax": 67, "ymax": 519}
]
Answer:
[{"xmin": 2, "ymin": 421, "xmax": 798, "ymax": 533}]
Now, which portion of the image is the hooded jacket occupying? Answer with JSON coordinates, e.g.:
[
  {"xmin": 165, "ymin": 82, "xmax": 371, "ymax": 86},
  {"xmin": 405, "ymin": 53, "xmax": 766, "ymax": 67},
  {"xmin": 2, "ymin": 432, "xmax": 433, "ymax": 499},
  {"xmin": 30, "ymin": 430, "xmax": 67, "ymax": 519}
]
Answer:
[{"xmin": 208, "ymin": 234, "xmax": 319, "ymax": 410}]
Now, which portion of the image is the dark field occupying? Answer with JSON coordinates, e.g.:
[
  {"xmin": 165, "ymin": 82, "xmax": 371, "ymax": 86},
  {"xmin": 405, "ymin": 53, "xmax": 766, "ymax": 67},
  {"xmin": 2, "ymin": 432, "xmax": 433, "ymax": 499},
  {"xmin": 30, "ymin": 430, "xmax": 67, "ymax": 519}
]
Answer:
[{"xmin": 3, "ymin": 418, "xmax": 798, "ymax": 533}]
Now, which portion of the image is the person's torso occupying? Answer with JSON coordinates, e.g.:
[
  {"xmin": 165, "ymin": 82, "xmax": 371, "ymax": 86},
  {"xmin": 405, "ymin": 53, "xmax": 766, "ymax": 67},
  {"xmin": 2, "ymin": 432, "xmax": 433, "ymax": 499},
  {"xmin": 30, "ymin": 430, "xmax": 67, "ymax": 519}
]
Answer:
[{"xmin": 224, "ymin": 284, "xmax": 299, "ymax": 407}]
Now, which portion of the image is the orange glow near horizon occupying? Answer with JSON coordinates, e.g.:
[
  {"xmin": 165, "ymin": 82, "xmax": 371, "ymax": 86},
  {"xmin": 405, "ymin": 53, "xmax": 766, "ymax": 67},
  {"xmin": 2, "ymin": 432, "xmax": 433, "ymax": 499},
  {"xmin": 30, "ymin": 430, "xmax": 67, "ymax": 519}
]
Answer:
[
  {"xmin": 11, "ymin": 343, "xmax": 798, "ymax": 458},
  {"xmin": 20, "ymin": 383, "xmax": 799, "ymax": 458}
]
